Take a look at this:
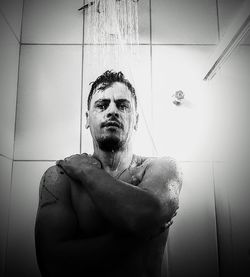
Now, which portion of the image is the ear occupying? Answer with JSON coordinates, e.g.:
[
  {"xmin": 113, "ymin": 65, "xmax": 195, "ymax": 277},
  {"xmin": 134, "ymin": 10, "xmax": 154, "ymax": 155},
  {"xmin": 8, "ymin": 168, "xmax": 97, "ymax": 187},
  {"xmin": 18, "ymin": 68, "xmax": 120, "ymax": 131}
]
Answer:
[
  {"xmin": 85, "ymin": 111, "xmax": 90, "ymax": 129},
  {"xmin": 134, "ymin": 113, "xmax": 139, "ymax": 130}
]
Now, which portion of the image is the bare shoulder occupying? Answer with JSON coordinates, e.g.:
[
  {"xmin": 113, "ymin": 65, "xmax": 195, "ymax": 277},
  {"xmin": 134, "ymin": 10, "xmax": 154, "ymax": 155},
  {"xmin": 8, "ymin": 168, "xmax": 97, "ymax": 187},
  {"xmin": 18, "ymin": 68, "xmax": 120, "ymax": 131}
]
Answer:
[
  {"xmin": 136, "ymin": 155, "xmax": 182, "ymax": 181},
  {"xmin": 136, "ymin": 155, "xmax": 183, "ymax": 195},
  {"xmin": 39, "ymin": 165, "xmax": 71, "ymax": 208},
  {"xmin": 149, "ymin": 156, "xmax": 182, "ymax": 181}
]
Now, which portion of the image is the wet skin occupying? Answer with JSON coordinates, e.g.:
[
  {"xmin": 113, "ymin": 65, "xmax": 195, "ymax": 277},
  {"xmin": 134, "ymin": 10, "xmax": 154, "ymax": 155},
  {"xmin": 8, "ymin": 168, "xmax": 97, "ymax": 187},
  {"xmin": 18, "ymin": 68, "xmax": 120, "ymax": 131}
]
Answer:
[{"xmin": 36, "ymin": 157, "xmax": 170, "ymax": 277}]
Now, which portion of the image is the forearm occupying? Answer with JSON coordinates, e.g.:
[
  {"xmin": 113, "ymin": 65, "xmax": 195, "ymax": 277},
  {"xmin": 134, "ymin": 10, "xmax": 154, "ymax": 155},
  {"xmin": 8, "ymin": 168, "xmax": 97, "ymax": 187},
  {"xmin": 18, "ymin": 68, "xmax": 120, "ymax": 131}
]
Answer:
[
  {"xmin": 81, "ymin": 168, "xmax": 167, "ymax": 236},
  {"xmin": 39, "ymin": 232, "xmax": 139, "ymax": 276}
]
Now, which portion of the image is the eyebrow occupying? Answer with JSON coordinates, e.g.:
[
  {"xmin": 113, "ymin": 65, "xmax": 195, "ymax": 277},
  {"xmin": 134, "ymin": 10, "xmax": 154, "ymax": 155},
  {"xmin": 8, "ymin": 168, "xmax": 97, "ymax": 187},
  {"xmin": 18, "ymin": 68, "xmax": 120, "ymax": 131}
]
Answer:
[
  {"xmin": 94, "ymin": 99, "xmax": 110, "ymax": 104},
  {"xmin": 115, "ymin": 99, "xmax": 131, "ymax": 104},
  {"xmin": 94, "ymin": 98, "xmax": 131, "ymax": 104}
]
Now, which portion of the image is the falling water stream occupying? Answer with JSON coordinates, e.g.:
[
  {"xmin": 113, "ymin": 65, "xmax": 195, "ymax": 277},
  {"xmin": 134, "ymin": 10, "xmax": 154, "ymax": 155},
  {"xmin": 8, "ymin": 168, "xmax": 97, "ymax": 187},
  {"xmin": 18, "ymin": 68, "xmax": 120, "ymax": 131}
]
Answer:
[
  {"xmin": 83, "ymin": 0, "xmax": 158, "ymax": 155},
  {"xmin": 84, "ymin": 0, "xmax": 139, "ymax": 71}
]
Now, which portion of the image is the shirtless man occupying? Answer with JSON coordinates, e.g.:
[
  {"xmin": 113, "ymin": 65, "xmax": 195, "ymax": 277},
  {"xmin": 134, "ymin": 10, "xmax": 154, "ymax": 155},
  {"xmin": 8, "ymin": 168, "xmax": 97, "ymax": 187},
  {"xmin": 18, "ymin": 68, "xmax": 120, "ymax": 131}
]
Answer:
[{"xmin": 35, "ymin": 70, "xmax": 182, "ymax": 277}]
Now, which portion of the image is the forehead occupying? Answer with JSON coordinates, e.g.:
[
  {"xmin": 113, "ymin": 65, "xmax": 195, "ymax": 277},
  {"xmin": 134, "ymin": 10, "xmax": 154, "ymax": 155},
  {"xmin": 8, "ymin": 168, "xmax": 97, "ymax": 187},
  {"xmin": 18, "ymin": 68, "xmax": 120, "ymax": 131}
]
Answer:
[{"xmin": 91, "ymin": 82, "xmax": 132, "ymax": 103}]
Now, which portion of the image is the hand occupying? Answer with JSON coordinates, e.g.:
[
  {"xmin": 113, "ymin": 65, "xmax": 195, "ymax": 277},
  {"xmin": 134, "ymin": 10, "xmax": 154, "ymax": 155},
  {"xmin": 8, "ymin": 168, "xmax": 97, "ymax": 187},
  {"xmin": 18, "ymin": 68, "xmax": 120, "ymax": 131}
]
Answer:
[{"xmin": 56, "ymin": 153, "xmax": 102, "ymax": 183}]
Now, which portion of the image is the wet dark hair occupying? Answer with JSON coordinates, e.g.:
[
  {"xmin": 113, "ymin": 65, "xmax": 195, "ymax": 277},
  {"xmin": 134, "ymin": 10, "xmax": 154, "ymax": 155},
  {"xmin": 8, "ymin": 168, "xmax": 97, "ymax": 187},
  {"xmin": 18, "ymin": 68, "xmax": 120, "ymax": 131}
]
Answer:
[{"xmin": 87, "ymin": 70, "xmax": 137, "ymax": 110}]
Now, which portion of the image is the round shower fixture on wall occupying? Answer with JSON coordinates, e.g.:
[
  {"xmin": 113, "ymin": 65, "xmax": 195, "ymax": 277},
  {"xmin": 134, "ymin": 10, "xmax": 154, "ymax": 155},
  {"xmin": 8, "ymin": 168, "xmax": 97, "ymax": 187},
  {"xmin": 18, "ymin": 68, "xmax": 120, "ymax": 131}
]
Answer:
[{"xmin": 172, "ymin": 90, "xmax": 185, "ymax": 105}]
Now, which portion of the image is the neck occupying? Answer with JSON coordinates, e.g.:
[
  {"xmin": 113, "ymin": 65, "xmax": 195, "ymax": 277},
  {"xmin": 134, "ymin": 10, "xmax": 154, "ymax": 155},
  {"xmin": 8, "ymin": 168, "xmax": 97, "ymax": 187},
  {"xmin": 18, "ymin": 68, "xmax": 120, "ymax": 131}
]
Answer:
[{"xmin": 93, "ymin": 144, "xmax": 134, "ymax": 175}]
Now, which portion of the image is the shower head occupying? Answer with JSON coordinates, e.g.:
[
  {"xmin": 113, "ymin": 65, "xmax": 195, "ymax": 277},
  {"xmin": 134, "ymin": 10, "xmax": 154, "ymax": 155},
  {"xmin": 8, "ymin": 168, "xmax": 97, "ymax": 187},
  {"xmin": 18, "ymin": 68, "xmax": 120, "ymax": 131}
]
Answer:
[{"xmin": 78, "ymin": 0, "xmax": 140, "ymax": 11}]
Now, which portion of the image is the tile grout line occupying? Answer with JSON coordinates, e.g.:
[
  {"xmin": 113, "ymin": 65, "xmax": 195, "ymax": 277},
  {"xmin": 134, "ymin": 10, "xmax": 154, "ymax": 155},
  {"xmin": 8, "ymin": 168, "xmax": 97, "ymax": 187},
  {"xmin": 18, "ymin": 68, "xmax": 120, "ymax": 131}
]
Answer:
[
  {"xmin": 12, "ymin": 0, "xmax": 25, "ymax": 166},
  {"xmin": 21, "ymin": 43, "xmax": 84, "ymax": 46},
  {"xmin": 14, "ymin": 160, "xmax": 57, "ymax": 162},
  {"xmin": 80, "ymin": 0, "xmax": 85, "ymax": 154},
  {"xmin": 149, "ymin": 0, "xmax": 154, "ymax": 156},
  {"xmin": 0, "ymin": 8, "xmax": 19, "ymax": 43},
  {"xmin": 215, "ymin": 0, "xmax": 221, "ymax": 42},
  {"xmin": 3, "ymin": 1, "xmax": 25, "ymax": 273},
  {"xmin": 212, "ymin": 161, "xmax": 221, "ymax": 277},
  {"xmin": 20, "ymin": 43, "xmax": 218, "ymax": 46},
  {"xmin": 3, "ymin": 0, "xmax": 25, "ymax": 274},
  {"xmin": 20, "ymin": 0, "xmax": 25, "ymax": 44},
  {"xmin": 3, "ymin": 159, "xmax": 14, "ymax": 277},
  {"xmin": 10, "ymin": 159, "xmax": 226, "ymax": 163}
]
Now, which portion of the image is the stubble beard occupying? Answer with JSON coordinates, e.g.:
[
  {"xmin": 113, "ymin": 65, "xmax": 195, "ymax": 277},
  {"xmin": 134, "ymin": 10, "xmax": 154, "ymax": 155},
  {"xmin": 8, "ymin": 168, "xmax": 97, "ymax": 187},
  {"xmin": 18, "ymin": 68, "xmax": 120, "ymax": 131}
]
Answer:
[{"xmin": 97, "ymin": 135, "xmax": 125, "ymax": 152}]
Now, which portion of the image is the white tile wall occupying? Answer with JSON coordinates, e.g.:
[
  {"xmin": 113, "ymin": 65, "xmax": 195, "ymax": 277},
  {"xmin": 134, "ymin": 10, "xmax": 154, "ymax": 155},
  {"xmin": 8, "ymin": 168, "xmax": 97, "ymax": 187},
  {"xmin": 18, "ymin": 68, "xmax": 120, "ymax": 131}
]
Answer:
[
  {"xmin": 151, "ymin": 0, "xmax": 218, "ymax": 44},
  {"xmin": 0, "ymin": 0, "xmax": 23, "ymax": 41},
  {"xmin": 152, "ymin": 45, "xmax": 215, "ymax": 161},
  {"xmin": 0, "ymin": 156, "xmax": 12, "ymax": 276},
  {"xmin": 5, "ymin": 161, "xmax": 54, "ymax": 277},
  {"xmin": 0, "ymin": 14, "xmax": 19, "ymax": 158},
  {"xmin": 81, "ymin": 45, "xmax": 154, "ymax": 156},
  {"xmin": 22, "ymin": 0, "xmax": 83, "ymax": 44},
  {"xmin": 168, "ymin": 162, "xmax": 219, "ymax": 277},
  {"xmin": 214, "ymin": 161, "xmax": 250, "ymax": 277},
  {"xmin": 14, "ymin": 45, "xmax": 82, "ymax": 160}
]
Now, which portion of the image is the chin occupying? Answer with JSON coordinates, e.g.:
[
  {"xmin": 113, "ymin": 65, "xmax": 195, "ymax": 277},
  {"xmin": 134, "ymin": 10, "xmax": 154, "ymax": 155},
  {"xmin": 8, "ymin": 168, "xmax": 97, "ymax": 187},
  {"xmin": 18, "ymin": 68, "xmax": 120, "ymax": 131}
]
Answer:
[{"xmin": 97, "ymin": 135, "xmax": 125, "ymax": 152}]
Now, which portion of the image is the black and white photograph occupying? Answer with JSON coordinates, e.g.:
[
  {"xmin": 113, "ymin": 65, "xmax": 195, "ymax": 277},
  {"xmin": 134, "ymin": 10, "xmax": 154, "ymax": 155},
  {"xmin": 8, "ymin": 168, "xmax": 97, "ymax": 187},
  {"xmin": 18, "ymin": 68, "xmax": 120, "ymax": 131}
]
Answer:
[{"xmin": 0, "ymin": 1, "xmax": 249, "ymax": 277}]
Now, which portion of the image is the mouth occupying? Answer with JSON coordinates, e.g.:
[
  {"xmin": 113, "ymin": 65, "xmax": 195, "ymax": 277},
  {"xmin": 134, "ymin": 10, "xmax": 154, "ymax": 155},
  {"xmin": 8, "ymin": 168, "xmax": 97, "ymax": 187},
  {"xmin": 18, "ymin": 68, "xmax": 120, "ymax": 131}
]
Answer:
[{"xmin": 102, "ymin": 121, "xmax": 122, "ymax": 129}]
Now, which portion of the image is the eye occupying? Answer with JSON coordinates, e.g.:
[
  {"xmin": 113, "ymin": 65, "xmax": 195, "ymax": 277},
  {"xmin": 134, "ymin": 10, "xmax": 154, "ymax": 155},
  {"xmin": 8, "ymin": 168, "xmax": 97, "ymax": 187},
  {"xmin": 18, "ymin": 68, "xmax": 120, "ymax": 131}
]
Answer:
[
  {"xmin": 96, "ymin": 103, "xmax": 108, "ymax": 110},
  {"xmin": 118, "ymin": 102, "xmax": 130, "ymax": 111}
]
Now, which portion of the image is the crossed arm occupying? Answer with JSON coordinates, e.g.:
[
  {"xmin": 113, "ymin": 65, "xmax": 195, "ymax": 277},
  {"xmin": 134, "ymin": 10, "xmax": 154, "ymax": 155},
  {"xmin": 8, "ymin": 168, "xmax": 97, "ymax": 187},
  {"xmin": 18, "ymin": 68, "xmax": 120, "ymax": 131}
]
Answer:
[
  {"xmin": 35, "ymin": 156, "xmax": 182, "ymax": 276},
  {"xmin": 59, "ymin": 156, "xmax": 182, "ymax": 237}
]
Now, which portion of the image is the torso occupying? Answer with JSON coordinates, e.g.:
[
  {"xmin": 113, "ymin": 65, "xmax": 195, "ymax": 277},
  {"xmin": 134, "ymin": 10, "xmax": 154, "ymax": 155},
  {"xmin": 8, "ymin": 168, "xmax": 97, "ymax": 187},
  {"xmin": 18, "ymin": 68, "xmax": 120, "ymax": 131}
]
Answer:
[{"xmin": 69, "ymin": 155, "xmax": 168, "ymax": 277}]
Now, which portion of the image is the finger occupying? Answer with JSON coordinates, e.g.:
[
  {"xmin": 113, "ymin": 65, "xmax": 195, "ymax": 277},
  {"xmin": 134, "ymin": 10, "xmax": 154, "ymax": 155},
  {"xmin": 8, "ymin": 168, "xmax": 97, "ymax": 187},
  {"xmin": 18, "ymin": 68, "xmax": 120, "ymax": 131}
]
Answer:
[
  {"xmin": 56, "ymin": 160, "xmax": 63, "ymax": 167},
  {"xmin": 56, "ymin": 160, "xmax": 68, "ymax": 171},
  {"xmin": 64, "ymin": 156, "xmax": 75, "ymax": 162}
]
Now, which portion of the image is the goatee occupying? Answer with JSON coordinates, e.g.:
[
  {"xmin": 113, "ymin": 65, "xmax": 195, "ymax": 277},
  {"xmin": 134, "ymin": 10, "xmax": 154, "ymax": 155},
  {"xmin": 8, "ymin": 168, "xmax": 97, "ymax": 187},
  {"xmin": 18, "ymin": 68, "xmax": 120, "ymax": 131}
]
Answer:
[{"xmin": 97, "ymin": 136, "xmax": 125, "ymax": 152}]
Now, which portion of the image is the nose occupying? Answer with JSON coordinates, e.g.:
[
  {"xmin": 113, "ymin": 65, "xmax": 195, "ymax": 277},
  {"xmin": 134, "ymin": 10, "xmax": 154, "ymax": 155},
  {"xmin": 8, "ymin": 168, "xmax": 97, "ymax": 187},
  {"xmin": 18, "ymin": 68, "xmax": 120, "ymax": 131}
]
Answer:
[{"xmin": 106, "ymin": 102, "xmax": 119, "ymax": 119}]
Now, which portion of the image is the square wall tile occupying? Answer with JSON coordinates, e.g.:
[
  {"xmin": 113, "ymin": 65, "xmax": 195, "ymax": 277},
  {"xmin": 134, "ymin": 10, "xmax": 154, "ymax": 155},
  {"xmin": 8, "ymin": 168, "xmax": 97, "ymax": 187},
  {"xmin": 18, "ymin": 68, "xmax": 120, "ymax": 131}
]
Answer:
[
  {"xmin": 14, "ymin": 45, "xmax": 82, "ymax": 160},
  {"xmin": 22, "ymin": 0, "xmax": 83, "ymax": 44},
  {"xmin": 0, "ymin": 156, "xmax": 12, "ymax": 276},
  {"xmin": 152, "ymin": 45, "xmax": 215, "ymax": 161},
  {"xmin": 0, "ymin": 0, "xmax": 23, "ymax": 41},
  {"xmin": 168, "ymin": 162, "xmax": 219, "ymax": 277},
  {"xmin": 152, "ymin": 0, "xmax": 218, "ymax": 44},
  {"xmin": 208, "ymin": 46, "xmax": 250, "ymax": 162},
  {"xmin": 81, "ymin": 45, "xmax": 153, "ymax": 155},
  {"xmin": 0, "ymin": 14, "xmax": 19, "ymax": 158},
  {"xmin": 5, "ymin": 161, "xmax": 53, "ymax": 277}
]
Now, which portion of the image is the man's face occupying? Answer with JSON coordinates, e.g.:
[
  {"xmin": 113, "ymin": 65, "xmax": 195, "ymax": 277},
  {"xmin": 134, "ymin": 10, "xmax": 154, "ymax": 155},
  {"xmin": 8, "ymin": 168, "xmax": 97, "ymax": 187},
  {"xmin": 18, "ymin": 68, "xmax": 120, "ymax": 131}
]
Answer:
[{"xmin": 86, "ymin": 82, "xmax": 138, "ymax": 152}]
